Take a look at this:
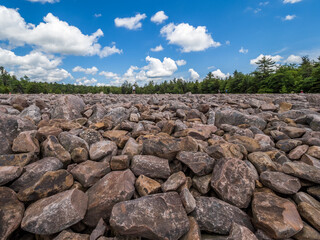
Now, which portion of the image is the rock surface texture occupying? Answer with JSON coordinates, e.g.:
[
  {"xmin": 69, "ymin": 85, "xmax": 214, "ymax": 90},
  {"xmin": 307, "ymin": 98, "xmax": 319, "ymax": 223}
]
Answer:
[{"xmin": 0, "ymin": 93, "xmax": 320, "ymax": 239}]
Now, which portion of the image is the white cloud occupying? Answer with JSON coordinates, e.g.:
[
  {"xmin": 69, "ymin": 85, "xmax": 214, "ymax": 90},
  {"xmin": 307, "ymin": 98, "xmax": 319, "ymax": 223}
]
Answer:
[
  {"xmin": 239, "ymin": 47, "xmax": 248, "ymax": 54},
  {"xmin": 284, "ymin": 15, "xmax": 296, "ymax": 21},
  {"xmin": 176, "ymin": 60, "xmax": 187, "ymax": 66},
  {"xmin": 94, "ymin": 13, "xmax": 102, "ymax": 18},
  {"xmin": 150, "ymin": 45, "xmax": 164, "ymax": 52},
  {"xmin": 283, "ymin": 0, "xmax": 302, "ymax": 4},
  {"xmin": 225, "ymin": 40, "xmax": 231, "ymax": 46},
  {"xmin": 208, "ymin": 66, "xmax": 216, "ymax": 70},
  {"xmin": 151, "ymin": 11, "xmax": 168, "ymax": 24},
  {"xmin": 99, "ymin": 71, "xmax": 119, "ymax": 79},
  {"xmin": 285, "ymin": 55, "xmax": 302, "ymax": 64},
  {"xmin": 0, "ymin": 47, "xmax": 71, "ymax": 82},
  {"xmin": 250, "ymin": 54, "xmax": 283, "ymax": 65},
  {"xmin": 72, "ymin": 66, "xmax": 98, "ymax": 75},
  {"xmin": 189, "ymin": 69, "xmax": 200, "ymax": 80},
  {"xmin": 212, "ymin": 69, "xmax": 230, "ymax": 79},
  {"xmin": 114, "ymin": 13, "xmax": 147, "ymax": 30},
  {"xmin": 144, "ymin": 56, "xmax": 178, "ymax": 78},
  {"xmin": 254, "ymin": 8, "xmax": 262, "ymax": 14},
  {"xmin": 27, "ymin": 0, "xmax": 59, "ymax": 3},
  {"xmin": 161, "ymin": 23, "xmax": 221, "ymax": 52},
  {"xmin": 75, "ymin": 77, "xmax": 97, "ymax": 86},
  {"xmin": 0, "ymin": 6, "xmax": 121, "ymax": 58},
  {"xmin": 259, "ymin": 2, "xmax": 269, "ymax": 6}
]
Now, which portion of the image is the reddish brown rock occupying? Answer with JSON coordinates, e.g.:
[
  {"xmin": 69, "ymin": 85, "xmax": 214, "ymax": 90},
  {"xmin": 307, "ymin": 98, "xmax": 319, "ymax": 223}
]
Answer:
[
  {"xmin": 0, "ymin": 166, "xmax": 22, "ymax": 186},
  {"xmin": 181, "ymin": 216, "xmax": 201, "ymax": 240},
  {"xmin": 252, "ymin": 190, "xmax": 303, "ymax": 239},
  {"xmin": 110, "ymin": 155, "xmax": 130, "ymax": 170},
  {"xmin": 211, "ymin": 158, "xmax": 255, "ymax": 208},
  {"xmin": 162, "ymin": 171, "xmax": 187, "ymax": 192},
  {"xmin": 192, "ymin": 174, "xmax": 211, "ymax": 195},
  {"xmin": 282, "ymin": 161, "xmax": 320, "ymax": 184},
  {"xmin": 288, "ymin": 145, "xmax": 309, "ymax": 160},
  {"xmin": 180, "ymin": 188, "xmax": 196, "ymax": 214},
  {"xmin": 206, "ymin": 142, "xmax": 244, "ymax": 160},
  {"xmin": 135, "ymin": 175, "xmax": 161, "ymax": 196},
  {"xmin": 301, "ymin": 154, "xmax": 320, "ymax": 169},
  {"xmin": 37, "ymin": 125, "xmax": 63, "ymax": 141},
  {"xmin": 293, "ymin": 221, "xmax": 320, "ymax": 240},
  {"xmin": 122, "ymin": 137, "xmax": 142, "ymax": 159},
  {"xmin": 227, "ymin": 223, "xmax": 258, "ymax": 240},
  {"xmin": 12, "ymin": 130, "xmax": 40, "ymax": 153},
  {"xmin": 53, "ymin": 230, "xmax": 89, "ymax": 240},
  {"xmin": 248, "ymin": 152, "xmax": 277, "ymax": 173},
  {"xmin": 71, "ymin": 147, "xmax": 89, "ymax": 163},
  {"xmin": 276, "ymin": 139, "xmax": 302, "ymax": 153},
  {"xmin": 0, "ymin": 187, "xmax": 25, "ymax": 240},
  {"xmin": 21, "ymin": 188, "xmax": 88, "ymax": 235},
  {"xmin": 131, "ymin": 155, "xmax": 170, "ymax": 179},
  {"xmin": 306, "ymin": 146, "xmax": 320, "ymax": 159},
  {"xmin": 89, "ymin": 140, "xmax": 117, "ymax": 161},
  {"xmin": 41, "ymin": 135, "xmax": 71, "ymax": 165},
  {"xmin": 298, "ymin": 202, "xmax": 320, "ymax": 231},
  {"xmin": 176, "ymin": 151, "xmax": 215, "ymax": 176},
  {"xmin": 83, "ymin": 169, "xmax": 136, "ymax": 227},
  {"xmin": 110, "ymin": 192, "xmax": 189, "ymax": 240},
  {"xmin": 70, "ymin": 160, "xmax": 110, "ymax": 188},
  {"xmin": 281, "ymin": 126, "xmax": 306, "ymax": 138},
  {"xmin": 0, "ymin": 153, "xmax": 35, "ymax": 167}
]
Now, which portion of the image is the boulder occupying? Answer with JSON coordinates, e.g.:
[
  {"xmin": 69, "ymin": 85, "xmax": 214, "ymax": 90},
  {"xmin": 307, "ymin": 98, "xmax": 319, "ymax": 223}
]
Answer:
[
  {"xmin": 89, "ymin": 140, "xmax": 117, "ymax": 161},
  {"xmin": 41, "ymin": 135, "xmax": 71, "ymax": 165},
  {"xmin": 131, "ymin": 155, "xmax": 170, "ymax": 179},
  {"xmin": 282, "ymin": 161, "xmax": 320, "ymax": 184},
  {"xmin": 52, "ymin": 95, "xmax": 85, "ymax": 120},
  {"xmin": 0, "ymin": 166, "xmax": 22, "ymax": 186},
  {"xmin": 12, "ymin": 130, "xmax": 40, "ymax": 153},
  {"xmin": 260, "ymin": 171, "xmax": 301, "ymax": 194}
]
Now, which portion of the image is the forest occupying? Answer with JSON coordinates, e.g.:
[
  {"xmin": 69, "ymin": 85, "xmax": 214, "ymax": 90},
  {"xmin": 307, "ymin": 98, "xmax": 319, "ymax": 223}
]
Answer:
[{"xmin": 1, "ymin": 56, "xmax": 319, "ymax": 94}]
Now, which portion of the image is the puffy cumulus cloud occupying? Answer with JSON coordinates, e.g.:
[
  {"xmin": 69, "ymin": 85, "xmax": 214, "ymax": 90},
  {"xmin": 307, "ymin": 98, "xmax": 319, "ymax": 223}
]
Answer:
[
  {"xmin": 284, "ymin": 15, "xmax": 296, "ymax": 21},
  {"xmin": 176, "ymin": 60, "xmax": 187, "ymax": 66},
  {"xmin": 0, "ymin": 47, "xmax": 71, "ymax": 82},
  {"xmin": 75, "ymin": 77, "xmax": 98, "ymax": 86},
  {"xmin": 99, "ymin": 71, "xmax": 119, "ymax": 79},
  {"xmin": 283, "ymin": 0, "xmax": 302, "ymax": 4},
  {"xmin": 285, "ymin": 55, "xmax": 302, "ymax": 64},
  {"xmin": 144, "ymin": 56, "xmax": 178, "ymax": 78},
  {"xmin": 150, "ymin": 45, "xmax": 164, "ymax": 52},
  {"xmin": 212, "ymin": 69, "xmax": 230, "ymax": 79},
  {"xmin": 160, "ymin": 23, "xmax": 221, "ymax": 52},
  {"xmin": 114, "ymin": 13, "xmax": 147, "ymax": 30},
  {"xmin": 239, "ymin": 47, "xmax": 248, "ymax": 54},
  {"xmin": 250, "ymin": 54, "xmax": 283, "ymax": 65},
  {"xmin": 27, "ymin": 0, "xmax": 59, "ymax": 3},
  {"xmin": 0, "ymin": 6, "xmax": 121, "ymax": 57},
  {"xmin": 151, "ymin": 11, "xmax": 168, "ymax": 24},
  {"xmin": 189, "ymin": 68, "xmax": 200, "ymax": 80},
  {"xmin": 72, "ymin": 66, "xmax": 98, "ymax": 75}
]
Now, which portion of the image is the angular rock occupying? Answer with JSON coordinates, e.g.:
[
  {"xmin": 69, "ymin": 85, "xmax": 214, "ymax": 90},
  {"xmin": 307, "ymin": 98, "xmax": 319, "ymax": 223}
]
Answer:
[
  {"xmin": 122, "ymin": 137, "xmax": 142, "ymax": 159},
  {"xmin": 276, "ymin": 139, "xmax": 302, "ymax": 153},
  {"xmin": 53, "ymin": 230, "xmax": 89, "ymax": 240},
  {"xmin": 83, "ymin": 169, "xmax": 136, "ymax": 227},
  {"xmin": 58, "ymin": 132, "xmax": 89, "ymax": 153},
  {"xmin": 227, "ymin": 135, "xmax": 261, "ymax": 153},
  {"xmin": 37, "ymin": 125, "xmax": 63, "ymax": 141},
  {"xmin": 211, "ymin": 158, "xmax": 255, "ymax": 208},
  {"xmin": 161, "ymin": 171, "xmax": 187, "ymax": 192},
  {"xmin": 89, "ymin": 140, "xmax": 117, "ymax": 161},
  {"xmin": 0, "ymin": 187, "xmax": 25, "ymax": 240},
  {"xmin": 248, "ymin": 152, "xmax": 277, "ymax": 173},
  {"xmin": 71, "ymin": 147, "xmax": 89, "ymax": 163},
  {"xmin": 10, "ymin": 157, "xmax": 63, "ymax": 192},
  {"xmin": 20, "ymin": 104, "xmax": 41, "ymax": 123},
  {"xmin": 0, "ymin": 153, "xmax": 35, "ymax": 167},
  {"xmin": 17, "ymin": 169, "xmax": 74, "ymax": 202},
  {"xmin": 79, "ymin": 128, "xmax": 103, "ymax": 146},
  {"xmin": 21, "ymin": 189, "xmax": 88, "ymax": 235},
  {"xmin": 90, "ymin": 218, "xmax": 107, "ymax": 240},
  {"xmin": 41, "ymin": 135, "xmax": 71, "ymax": 165},
  {"xmin": 298, "ymin": 202, "xmax": 320, "ymax": 231},
  {"xmin": 135, "ymin": 175, "xmax": 161, "ymax": 196},
  {"xmin": 252, "ymin": 190, "xmax": 303, "ymax": 239},
  {"xmin": 110, "ymin": 192, "xmax": 189, "ymax": 240},
  {"xmin": 281, "ymin": 126, "xmax": 306, "ymax": 138},
  {"xmin": 12, "ymin": 130, "xmax": 40, "ymax": 153},
  {"xmin": 307, "ymin": 186, "xmax": 320, "ymax": 201},
  {"xmin": 110, "ymin": 155, "xmax": 130, "ymax": 171},
  {"xmin": 181, "ymin": 216, "xmax": 201, "ymax": 240},
  {"xmin": 192, "ymin": 174, "xmax": 211, "ymax": 195},
  {"xmin": 260, "ymin": 171, "xmax": 301, "ymax": 194},
  {"xmin": 52, "ymin": 95, "xmax": 85, "ymax": 120},
  {"xmin": 293, "ymin": 221, "xmax": 320, "ymax": 240},
  {"xmin": 227, "ymin": 223, "xmax": 258, "ymax": 240},
  {"xmin": 180, "ymin": 188, "xmax": 196, "ymax": 214},
  {"xmin": 301, "ymin": 154, "xmax": 320, "ymax": 168},
  {"xmin": 0, "ymin": 166, "xmax": 22, "ymax": 186},
  {"xmin": 70, "ymin": 160, "xmax": 110, "ymax": 188},
  {"xmin": 282, "ymin": 161, "xmax": 320, "ymax": 184},
  {"xmin": 293, "ymin": 192, "xmax": 320, "ymax": 211},
  {"xmin": 206, "ymin": 142, "xmax": 244, "ymax": 160},
  {"xmin": 288, "ymin": 145, "xmax": 309, "ymax": 160},
  {"xmin": 306, "ymin": 146, "xmax": 320, "ymax": 159},
  {"xmin": 192, "ymin": 196, "xmax": 253, "ymax": 234},
  {"xmin": 176, "ymin": 151, "xmax": 215, "ymax": 176},
  {"xmin": 131, "ymin": 155, "xmax": 170, "ymax": 179}
]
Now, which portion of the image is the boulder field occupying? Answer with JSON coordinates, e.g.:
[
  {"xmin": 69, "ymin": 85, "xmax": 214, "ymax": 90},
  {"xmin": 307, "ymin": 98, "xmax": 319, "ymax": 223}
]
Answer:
[{"xmin": 0, "ymin": 93, "xmax": 320, "ymax": 240}]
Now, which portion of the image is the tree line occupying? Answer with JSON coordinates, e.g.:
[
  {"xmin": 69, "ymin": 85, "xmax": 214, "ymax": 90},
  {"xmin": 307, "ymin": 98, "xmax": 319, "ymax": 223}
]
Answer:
[{"xmin": 1, "ymin": 56, "xmax": 319, "ymax": 94}]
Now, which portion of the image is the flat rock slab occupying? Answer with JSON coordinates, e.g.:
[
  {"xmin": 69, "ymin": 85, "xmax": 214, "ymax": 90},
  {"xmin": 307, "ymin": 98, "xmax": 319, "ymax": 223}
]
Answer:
[
  {"xmin": 191, "ymin": 196, "xmax": 254, "ymax": 235},
  {"xmin": 110, "ymin": 192, "xmax": 189, "ymax": 240},
  {"xmin": 131, "ymin": 155, "xmax": 170, "ymax": 179},
  {"xmin": 282, "ymin": 161, "xmax": 320, "ymax": 184},
  {"xmin": 260, "ymin": 171, "xmax": 301, "ymax": 194},
  {"xmin": 176, "ymin": 151, "xmax": 215, "ymax": 176},
  {"xmin": 21, "ymin": 189, "xmax": 88, "ymax": 235},
  {"xmin": 83, "ymin": 169, "xmax": 136, "ymax": 227},
  {"xmin": 0, "ymin": 153, "xmax": 35, "ymax": 167},
  {"xmin": 252, "ymin": 190, "xmax": 303, "ymax": 239},
  {"xmin": 0, "ymin": 166, "xmax": 22, "ymax": 186},
  {"xmin": 211, "ymin": 158, "xmax": 255, "ymax": 208},
  {"xmin": 0, "ymin": 187, "xmax": 25, "ymax": 240}
]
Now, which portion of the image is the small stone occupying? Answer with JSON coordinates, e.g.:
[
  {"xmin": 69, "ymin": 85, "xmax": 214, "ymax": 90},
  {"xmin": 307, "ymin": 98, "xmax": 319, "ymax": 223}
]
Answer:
[
  {"xmin": 260, "ymin": 171, "xmax": 301, "ymax": 194},
  {"xmin": 0, "ymin": 187, "xmax": 25, "ymax": 240},
  {"xmin": 131, "ymin": 155, "xmax": 170, "ymax": 179},
  {"xmin": 37, "ymin": 125, "xmax": 63, "ymax": 141},
  {"xmin": 90, "ymin": 218, "xmax": 107, "ymax": 240},
  {"xmin": 122, "ymin": 137, "xmax": 142, "ymax": 159},
  {"xmin": 227, "ymin": 135, "xmax": 261, "ymax": 153},
  {"xmin": 281, "ymin": 126, "xmax": 306, "ymax": 138},
  {"xmin": 53, "ymin": 230, "xmax": 89, "ymax": 240},
  {"xmin": 21, "ymin": 189, "xmax": 88, "ymax": 235},
  {"xmin": 176, "ymin": 151, "xmax": 215, "ymax": 176},
  {"xmin": 12, "ymin": 130, "xmax": 40, "ymax": 153},
  {"xmin": 211, "ymin": 158, "xmax": 255, "ymax": 208},
  {"xmin": 181, "ymin": 216, "xmax": 201, "ymax": 240},
  {"xmin": 110, "ymin": 155, "xmax": 130, "ymax": 170},
  {"xmin": 89, "ymin": 140, "xmax": 117, "ymax": 161},
  {"xmin": 252, "ymin": 190, "xmax": 303, "ymax": 239},
  {"xmin": 306, "ymin": 146, "xmax": 320, "ymax": 159},
  {"xmin": 301, "ymin": 154, "xmax": 320, "ymax": 169},
  {"xmin": 276, "ymin": 139, "xmax": 302, "ymax": 153},
  {"xmin": 135, "ymin": 175, "xmax": 161, "ymax": 196},
  {"xmin": 288, "ymin": 145, "xmax": 309, "ymax": 160},
  {"xmin": 180, "ymin": 188, "xmax": 196, "ymax": 214},
  {"xmin": 79, "ymin": 128, "xmax": 103, "ymax": 146},
  {"xmin": 41, "ymin": 135, "xmax": 71, "ymax": 165},
  {"xmin": 192, "ymin": 174, "xmax": 211, "ymax": 195},
  {"xmin": 161, "ymin": 171, "xmax": 187, "ymax": 192},
  {"xmin": 71, "ymin": 147, "xmax": 89, "ymax": 163},
  {"xmin": 227, "ymin": 223, "xmax": 258, "ymax": 240},
  {"xmin": 298, "ymin": 202, "xmax": 320, "ymax": 231},
  {"xmin": 307, "ymin": 186, "xmax": 320, "ymax": 201},
  {"xmin": 110, "ymin": 192, "xmax": 189, "ymax": 240},
  {"xmin": 206, "ymin": 142, "xmax": 244, "ymax": 160},
  {"xmin": 58, "ymin": 132, "xmax": 89, "ymax": 153},
  {"xmin": 0, "ymin": 166, "xmax": 22, "ymax": 186},
  {"xmin": 70, "ymin": 160, "xmax": 110, "ymax": 188},
  {"xmin": 282, "ymin": 161, "xmax": 320, "ymax": 184},
  {"xmin": 279, "ymin": 102, "xmax": 292, "ymax": 113},
  {"xmin": 17, "ymin": 169, "xmax": 74, "ymax": 202}
]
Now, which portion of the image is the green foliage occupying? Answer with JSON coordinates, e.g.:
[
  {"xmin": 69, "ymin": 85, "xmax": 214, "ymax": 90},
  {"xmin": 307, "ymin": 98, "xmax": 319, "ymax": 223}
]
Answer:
[{"xmin": 1, "ymin": 56, "xmax": 320, "ymax": 94}]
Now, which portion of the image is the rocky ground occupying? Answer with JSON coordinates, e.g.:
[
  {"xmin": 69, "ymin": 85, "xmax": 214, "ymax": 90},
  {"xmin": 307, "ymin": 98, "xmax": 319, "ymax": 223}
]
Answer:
[{"xmin": 0, "ymin": 93, "xmax": 320, "ymax": 240}]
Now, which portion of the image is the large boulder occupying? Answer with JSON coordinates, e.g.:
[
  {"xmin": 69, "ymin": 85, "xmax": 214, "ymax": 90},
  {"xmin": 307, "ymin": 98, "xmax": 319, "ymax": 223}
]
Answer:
[
  {"xmin": 110, "ymin": 192, "xmax": 190, "ymax": 240},
  {"xmin": 52, "ymin": 95, "xmax": 85, "ymax": 120}
]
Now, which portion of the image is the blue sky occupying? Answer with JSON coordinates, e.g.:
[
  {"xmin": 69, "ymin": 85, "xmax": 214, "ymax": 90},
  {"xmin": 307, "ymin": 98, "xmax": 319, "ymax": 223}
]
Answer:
[{"xmin": 0, "ymin": 0, "xmax": 319, "ymax": 86}]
